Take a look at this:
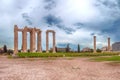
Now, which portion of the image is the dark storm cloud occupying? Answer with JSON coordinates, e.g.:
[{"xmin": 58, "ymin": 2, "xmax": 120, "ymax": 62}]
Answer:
[
  {"xmin": 100, "ymin": 18, "xmax": 120, "ymax": 40},
  {"xmin": 44, "ymin": 14, "xmax": 75, "ymax": 34},
  {"xmin": 44, "ymin": 14, "xmax": 62, "ymax": 26}
]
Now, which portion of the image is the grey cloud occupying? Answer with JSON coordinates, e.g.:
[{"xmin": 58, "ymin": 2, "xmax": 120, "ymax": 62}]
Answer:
[
  {"xmin": 100, "ymin": 18, "xmax": 120, "ymax": 40},
  {"xmin": 44, "ymin": 14, "xmax": 62, "ymax": 25},
  {"xmin": 44, "ymin": 0, "xmax": 56, "ymax": 10},
  {"xmin": 43, "ymin": 14, "xmax": 75, "ymax": 34},
  {"xmin": 96, "ymin": 0, "xmax": 118, "ymax": 8},
  {"xmin": 56, "ymin": 25, "xmax": 75, "ymax": 34},
  {"xmin": 73, "ymin": 22, "xmax": 84, "ymax": 29},
  {"xmin": 90, "ymin": 33, "xmax": 95, "ymax": 36},
  {"xmin": 22, "ymin": 13, "xmax": 33, "ymax": 25}
]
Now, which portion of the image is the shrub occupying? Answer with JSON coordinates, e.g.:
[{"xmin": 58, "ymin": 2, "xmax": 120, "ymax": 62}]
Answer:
[{"xmin": 17, "ymin": 52, "xmax": 120, "ymax": 58}]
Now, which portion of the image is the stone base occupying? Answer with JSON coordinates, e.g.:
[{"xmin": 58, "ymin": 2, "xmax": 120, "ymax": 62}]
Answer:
[
  {"xmin": 37, "ymin": 51, "xmax": 42, "ymax": 53},
  {"xmin": 12, "ymin": 54, "xmax": 18, "ymax": 58},
  {"xmin": 93, "ymin": 52, "xmax": 97, "ymax": 53},
  {"xmin": 102, "ymin": 51, "xmax": 111, "ymax": 53},
  {"xmin": 46, "ymin": 51, "xmax": 49, "ymax": 53},
  {"xmin": 21, "ymin": 50, "xmax": 27, "ymax": 53},
  {"xmin": 53, "ymin": 51, "xmax": 56, "ymax": 53}
]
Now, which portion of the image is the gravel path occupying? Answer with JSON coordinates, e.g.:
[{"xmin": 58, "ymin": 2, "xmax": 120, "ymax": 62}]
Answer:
[{"xmin": 0, "ymin": 56, "xmax": 120, "ymax": 80}]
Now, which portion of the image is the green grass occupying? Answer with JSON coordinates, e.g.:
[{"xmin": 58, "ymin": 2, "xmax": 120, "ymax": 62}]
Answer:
[
  {"xmin": 17, "ymin": 52, "xmax": 120, "ymax": 58},
  {"xmin": 91, "ymin": 56, "xmax": 120, "ymax": 62}
]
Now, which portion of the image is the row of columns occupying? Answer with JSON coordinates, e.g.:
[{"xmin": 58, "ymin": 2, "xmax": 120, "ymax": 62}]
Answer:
[
  {"xmin": 14, "ymin": 25, "xmax": 56, "ymax": 54},
  {"xmin": 14, "ymin": 25, "xmax": 42, "ymax": 54},
  {"xmin": 14, "ymin": 25, "xmax": 111, "ymax": 54},
  {"xmin": 93, "ymin": 36, "xmax": 111, "ymax": 53}
]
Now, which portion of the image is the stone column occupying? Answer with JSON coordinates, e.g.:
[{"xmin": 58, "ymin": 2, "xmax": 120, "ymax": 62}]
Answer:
[
  {"xmin": 22, "ymin": 27, "xmax": 27, "ymax": 52},
  {"xmin": 93, "ymin": 36, "xmax": 96, "ymax": 53},
  {"xmin": 53, "ymin": 32, "xmax": 56, "ymax": 53},
  {"xmin": 30, "ymin": 28, "xmax": 36, "ymax": 52},
  {"xmin": 33, "ymin": 28, "xmax": 36, "ymax": 52},
  {"xmin": 30, "ymin": 31, "xmax": 33, "ymax": 52},
  {"xmin": 37, "ymin": 30, "xmax": 42, "ymax": 53},
  {"xmin": 22, "ymin": 30, "xmax": 24, "ymax": 51},
  {"xmin": 46, "ymin": 31, "xmax": 49, "ymax": 53},
  {"xmin": 14, "ymin": 25, "xmax": 18, "ymax": 54},
  {"xmin": 108, "ymin": 37, "xmax": 111, "ymax": 52}
]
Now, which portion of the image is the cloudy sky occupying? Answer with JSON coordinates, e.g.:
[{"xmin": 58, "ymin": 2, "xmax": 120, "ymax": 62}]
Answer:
[{"xmin": 0, "ymin": 0, "xmax": 120, "ymax": 50}]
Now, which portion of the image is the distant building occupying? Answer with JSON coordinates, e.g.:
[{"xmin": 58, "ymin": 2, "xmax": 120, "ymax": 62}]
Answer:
[
  {"xmin": 101, "ymin": 46, "xmax": 112, "ymax": 52},
  {"xmin": 0, "ymin": 47, "xmax": 3, "ymax": 53},
  {"xmin": 112, "ymin": 42, "xmax": 120, "ymax": 51},
  {"xmin": 101, "ymin": 46, "xmax": 108, "ymax": 51},
  {"xmin": 81, "ymin": 47, "xmax": 92, "ymax": 52},
  {"xmin": 50, "ymin": 47, "xmax": 71, "ymax": 52},
  {"xmin": 57, "ymin": 48, "xmax": 67, "ymax": 52}
]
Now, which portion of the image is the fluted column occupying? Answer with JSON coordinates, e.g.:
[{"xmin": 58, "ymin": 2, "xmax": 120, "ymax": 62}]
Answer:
[
  {"xmin": 37, "ymin": 30, "xmax": 42, "ymax": 53},
  {"xmin": 93, "ymin": 36, "xmax": 96, "ymax": 53},
  {"xmin": 53, "ymin": 32, "xmax": 56, "ymax": 53},
  {"xmin": 22, "ymin": 30, "xmax": 24, "ymax": 51},
  {"xmin": 30, "ymin": 31, "xmax": 33, "ymax": 52},
  {"xmin": 46, "ymin": 31, "xmax": 49, "ymax": 53},
  {"xmin": 22, "ymin": 27, "xmax": 27, "ymax": 52},
  {"xmin": 108, "ymin": 37, "xmax": 111, "ymax": 52},
  {"xmin": 30, "ymin": 28, "xmax": 36, "ymax": 52},
  {"xmin": 33, "ymin": 28, "xmax": 36, "ymax": 52},
  {"xmin": 14, "ymin": 25, "xmax": 18, "ymax": 54}
]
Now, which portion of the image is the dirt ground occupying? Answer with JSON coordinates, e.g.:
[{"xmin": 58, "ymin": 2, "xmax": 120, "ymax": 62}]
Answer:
[{"xmin": 0, "ymin": 56, "xmax": 120, "ymax": 80}]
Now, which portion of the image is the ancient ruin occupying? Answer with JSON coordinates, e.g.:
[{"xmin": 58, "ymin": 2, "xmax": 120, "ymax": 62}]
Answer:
[
  {"xmin": 14, "ymin": 25, "xmax": 111, "ymax": 54},
  {"xmin": 14, "ymin": 25, "xmax": 42, "ymax": 54},
  {"xmin": 46, "ymin": 30, "xmax": 56, "ymax": 53},
  {"xmin": 14, "ymin": 25, "xmax": 56, "ymax": 54}
]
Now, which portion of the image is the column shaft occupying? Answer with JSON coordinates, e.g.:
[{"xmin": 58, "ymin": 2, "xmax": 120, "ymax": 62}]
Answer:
[
  {"xmin": 14, "ymin": 25, "xmax": 18, "ymax": 54},
  {"xmin": 33, "ymin": 28, "xmax": 36, "ymax": 52},
  {"xmin": 30, "ymin": 28, "xmax": 36, "ymax": 52},
  {"xmin": 53, "ymin": 32, "xmax": 56, "ymax": 53},
  {"xmin": 93, "ymin": 36, "xmax": 96, "ymax": 53},
  {"xmin": 30, "ymin": 32, "xmax": 33, "ymax": 52},
  {"xmin": 46, "ymin": 32, "xmax": 49, "ymax": 53},
  {"xmin": 37, "ymin": 31, "xmax": 42, "ymax": 52},
  {"xmin": 22, "ymin": 31, "xmax": 24, "ymax": 51},
  {"xmin": 108, "ymin": 37, "xmax": 111, "ymax": 52},
  {"xmin": 22, "ymin": 27, "xmax": 27, "ymax": 52}
]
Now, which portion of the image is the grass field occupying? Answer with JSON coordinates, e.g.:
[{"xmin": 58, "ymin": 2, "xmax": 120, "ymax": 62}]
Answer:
[
  {"xmin": 17, "ymin": 52, "xmax": 120, "ymax": 58},
  {"xmin": 91, "ymin": 56, "xmax": 120, "ymax": 62}
]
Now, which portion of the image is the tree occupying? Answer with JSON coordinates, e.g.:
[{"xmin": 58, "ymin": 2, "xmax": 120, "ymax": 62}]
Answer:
[
  {"xmin": 3, "ymin": 45, "xmax": 7, "ymax": 53},
  {"xmin": 97, "ymin": 48, "xmax": 101, "ymax": 52},
  {"xmin": 90, "ymin": 49, "xmax": 93, "ymax": 52},
  {"xmin": 78, "ymin": 44, "xmax": 80, "ymax": 53},
  {"xmin": 55, "ymin": 46, "xmax": 57, "ymax": 52}
]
